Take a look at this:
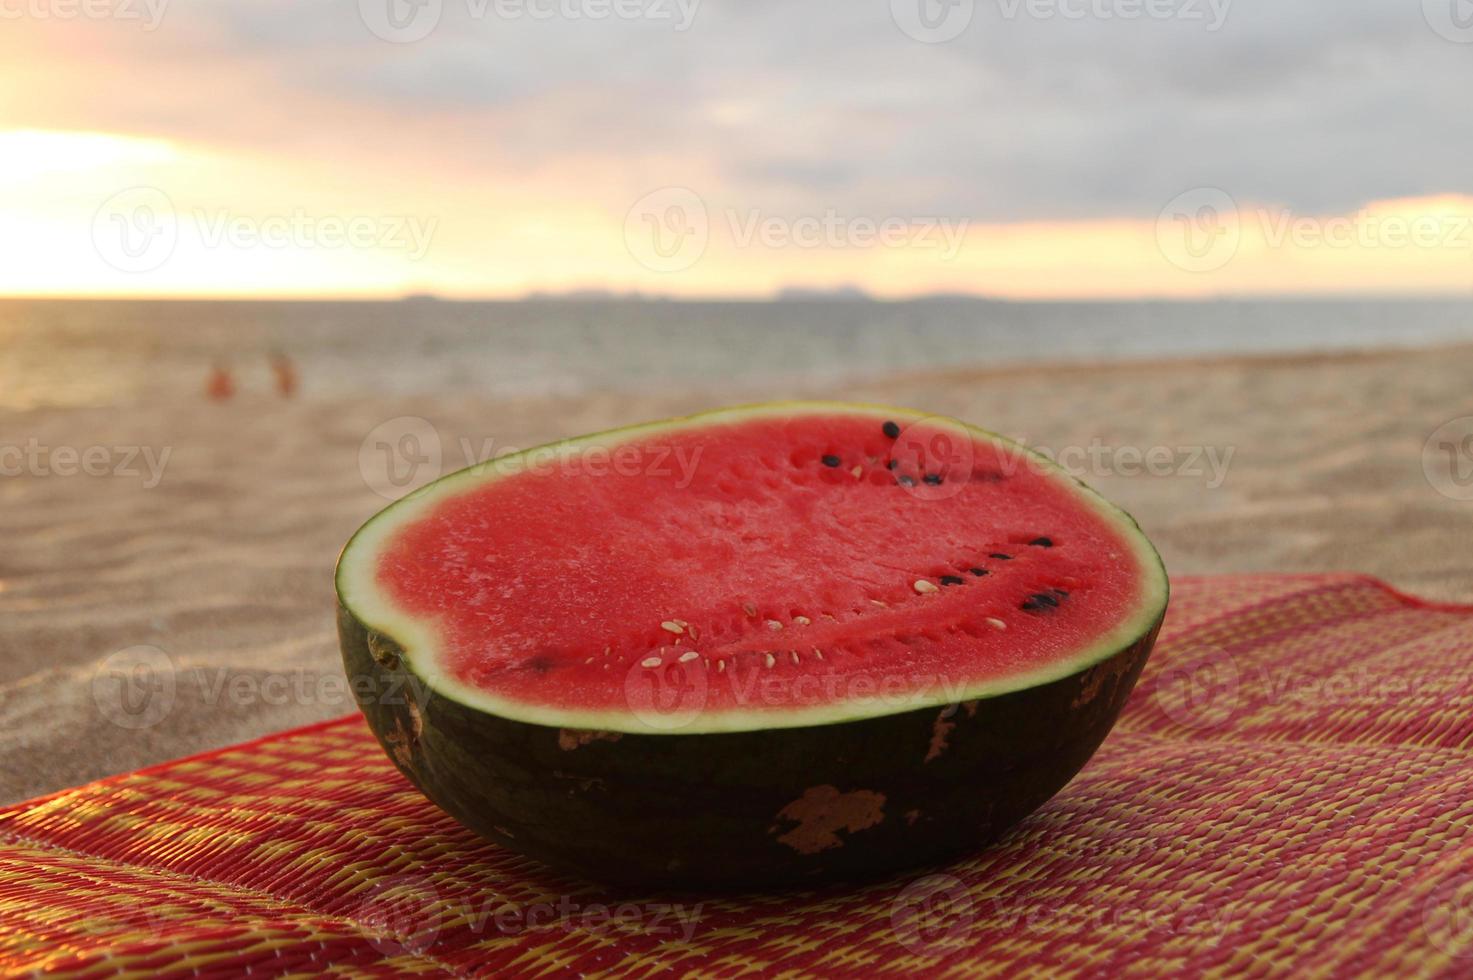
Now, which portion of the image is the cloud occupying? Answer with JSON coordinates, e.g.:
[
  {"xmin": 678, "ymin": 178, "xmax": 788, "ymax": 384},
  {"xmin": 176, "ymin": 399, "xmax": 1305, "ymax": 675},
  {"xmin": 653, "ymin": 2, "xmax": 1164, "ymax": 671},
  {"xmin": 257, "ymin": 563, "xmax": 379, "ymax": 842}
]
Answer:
[{"xmin": 3, "ymin": 0, "xmax": 1469, "ymax": 225}]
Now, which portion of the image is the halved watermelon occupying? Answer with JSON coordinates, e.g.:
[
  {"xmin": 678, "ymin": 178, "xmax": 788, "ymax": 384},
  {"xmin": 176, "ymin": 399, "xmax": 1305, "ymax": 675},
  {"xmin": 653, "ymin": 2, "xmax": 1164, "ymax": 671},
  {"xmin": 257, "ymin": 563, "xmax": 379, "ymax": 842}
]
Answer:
[{"xmin": 337, "ymin": 402, "xmax": 1167, "ymax": 887}]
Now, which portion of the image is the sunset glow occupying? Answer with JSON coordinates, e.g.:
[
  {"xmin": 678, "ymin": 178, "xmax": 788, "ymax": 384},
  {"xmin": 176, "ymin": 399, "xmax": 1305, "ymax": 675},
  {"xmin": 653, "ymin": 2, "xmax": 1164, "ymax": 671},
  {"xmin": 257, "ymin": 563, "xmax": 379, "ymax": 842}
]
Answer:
[
  {"xmin": 2, "ymin": 1, "xmax": 1469, "ymax": 300},
  {"xmin": 2, "ymin": 127, "xmax": 1468, "ymax": 301}
]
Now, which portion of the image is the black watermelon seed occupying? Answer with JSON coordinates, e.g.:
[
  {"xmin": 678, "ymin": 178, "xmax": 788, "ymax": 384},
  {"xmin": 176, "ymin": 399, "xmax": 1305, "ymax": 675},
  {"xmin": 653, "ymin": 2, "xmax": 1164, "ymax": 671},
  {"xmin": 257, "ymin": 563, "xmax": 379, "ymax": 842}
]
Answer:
[
  {"xmin": 821, "ymin": 455, "xmax": 841, "ymax": 468},
  {"xmin": 1021, "ymin": 592, "xmax": 1061, "ymax": 612},
  {"xmin": 922, "ymin": 474, "xmax": 943, "ymax": 486},
  {"xmin": 968, "ymin": 567, "xmax": 988, "ymax": 577},
  {"xmin": 1029, "ymin": 536, "xmax": 1054, "ymax": 548},
  {"xmin": 896, "ymin": 475, "xmax": 916, "ymax": 487},
  {"xmin": 882, "ymin": 420, "xmax": 901, "ymax": 439},
  {"xmin": 940, "ymin": 575, "xmax": 965, "ymax": 586},
  {"xmin": 989, "ymin": 553, "xmax": 1013, "ymax": 561},
  {"xmin": 886, "ymin": 460, "xmax": 899, "ymax": 471}
]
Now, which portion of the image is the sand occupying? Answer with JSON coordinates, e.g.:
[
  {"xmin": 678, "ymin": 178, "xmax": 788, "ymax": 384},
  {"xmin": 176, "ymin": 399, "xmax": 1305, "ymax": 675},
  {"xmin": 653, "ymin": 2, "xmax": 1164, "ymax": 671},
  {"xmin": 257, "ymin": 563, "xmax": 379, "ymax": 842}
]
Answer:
[{"xmin": 3, "ymin": 344, "xmax": 1471, "ymax": 804}]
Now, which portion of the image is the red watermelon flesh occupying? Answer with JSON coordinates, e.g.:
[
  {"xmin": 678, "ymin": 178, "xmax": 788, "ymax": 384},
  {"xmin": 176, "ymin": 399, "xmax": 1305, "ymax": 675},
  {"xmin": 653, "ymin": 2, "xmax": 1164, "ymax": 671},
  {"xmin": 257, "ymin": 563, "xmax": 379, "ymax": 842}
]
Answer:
[{"xmin": 342, "ymin": 404, "xmax": 1166, "ymax": 733}]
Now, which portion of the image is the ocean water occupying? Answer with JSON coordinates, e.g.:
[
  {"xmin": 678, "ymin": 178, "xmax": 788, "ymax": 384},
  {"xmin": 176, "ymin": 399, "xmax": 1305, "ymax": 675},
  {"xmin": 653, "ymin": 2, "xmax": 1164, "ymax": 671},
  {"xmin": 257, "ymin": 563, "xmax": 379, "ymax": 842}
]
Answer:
[{"xmin": 1, "ymin": 296, "xmax": 1469, "ymax": 410}]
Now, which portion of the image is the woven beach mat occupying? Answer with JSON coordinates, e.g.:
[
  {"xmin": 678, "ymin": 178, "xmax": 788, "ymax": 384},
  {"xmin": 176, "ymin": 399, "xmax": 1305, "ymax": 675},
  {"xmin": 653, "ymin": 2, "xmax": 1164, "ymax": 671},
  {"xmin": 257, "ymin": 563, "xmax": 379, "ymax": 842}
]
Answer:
[{"xmin": 5, "ymin": 574, "xmax": 1473, "ymax": 978}]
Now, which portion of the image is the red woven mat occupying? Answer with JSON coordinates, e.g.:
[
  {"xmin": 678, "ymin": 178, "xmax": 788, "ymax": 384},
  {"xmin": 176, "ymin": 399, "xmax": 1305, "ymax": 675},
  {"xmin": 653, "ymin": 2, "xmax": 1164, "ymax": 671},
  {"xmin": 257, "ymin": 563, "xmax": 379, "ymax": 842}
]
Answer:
[{"xmin": 5, "ymin": 574, "xmax": 1473, "ymax": 978}]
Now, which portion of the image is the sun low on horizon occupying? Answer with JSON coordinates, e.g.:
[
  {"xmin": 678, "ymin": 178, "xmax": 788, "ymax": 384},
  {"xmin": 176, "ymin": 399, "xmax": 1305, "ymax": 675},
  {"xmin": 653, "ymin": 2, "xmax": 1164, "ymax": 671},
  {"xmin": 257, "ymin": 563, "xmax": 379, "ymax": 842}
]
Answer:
[{"xmin": 1, "ymin": 3, "xmax": 1469, "ymax": 301}]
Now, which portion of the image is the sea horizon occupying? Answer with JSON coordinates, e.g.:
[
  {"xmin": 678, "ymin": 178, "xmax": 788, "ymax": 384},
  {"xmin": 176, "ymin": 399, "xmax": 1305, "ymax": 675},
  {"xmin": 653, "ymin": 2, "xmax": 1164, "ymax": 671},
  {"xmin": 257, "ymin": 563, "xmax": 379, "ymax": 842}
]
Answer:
[{"xmin": 4, "ymin": 294, "xmax": 1470, "ymax": 411}]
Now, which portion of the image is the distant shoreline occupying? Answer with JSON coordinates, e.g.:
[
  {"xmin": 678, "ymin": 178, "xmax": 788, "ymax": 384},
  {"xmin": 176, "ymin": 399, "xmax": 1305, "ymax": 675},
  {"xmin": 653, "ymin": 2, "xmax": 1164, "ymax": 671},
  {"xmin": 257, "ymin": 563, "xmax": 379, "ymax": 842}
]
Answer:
[{"xmin": 0, "ymin": 293, "xmax": 1469, "ymax": 306}]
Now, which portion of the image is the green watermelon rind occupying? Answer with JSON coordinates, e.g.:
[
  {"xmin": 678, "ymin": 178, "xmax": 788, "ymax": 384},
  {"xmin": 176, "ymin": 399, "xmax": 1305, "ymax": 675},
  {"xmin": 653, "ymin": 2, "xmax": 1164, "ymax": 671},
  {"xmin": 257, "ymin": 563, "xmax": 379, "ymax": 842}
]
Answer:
[{"xmin": 335, "ymin": 401, "xmax": 1169, "ymax": 735}]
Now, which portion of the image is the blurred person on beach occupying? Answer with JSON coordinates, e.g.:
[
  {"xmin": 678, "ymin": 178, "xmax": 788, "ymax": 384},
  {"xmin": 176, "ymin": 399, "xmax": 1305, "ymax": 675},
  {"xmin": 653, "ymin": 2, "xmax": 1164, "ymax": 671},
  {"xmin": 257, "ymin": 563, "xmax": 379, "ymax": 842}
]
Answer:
[
  {"xmin": 206, "ymin": 362, "xmax": 235, "ymax": 401},
  {"xmin": 270, "ymin": 350, "xmax": 298, "ymax": 398}
]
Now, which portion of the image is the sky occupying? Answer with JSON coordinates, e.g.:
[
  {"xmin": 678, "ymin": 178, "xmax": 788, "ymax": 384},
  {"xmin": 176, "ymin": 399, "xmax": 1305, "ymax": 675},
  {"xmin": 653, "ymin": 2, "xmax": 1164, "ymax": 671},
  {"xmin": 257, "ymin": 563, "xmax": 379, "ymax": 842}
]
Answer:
[{"xmin": 0, "ymin": 0, "xmax": 1470, "ymax": 299}]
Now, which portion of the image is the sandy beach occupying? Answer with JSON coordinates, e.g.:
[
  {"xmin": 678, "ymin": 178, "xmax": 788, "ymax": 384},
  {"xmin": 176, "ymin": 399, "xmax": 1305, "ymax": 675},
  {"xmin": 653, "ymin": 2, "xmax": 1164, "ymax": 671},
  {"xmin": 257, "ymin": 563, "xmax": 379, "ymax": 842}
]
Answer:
[{"xmin": 3, "ymin": 343, "xmax": 1470, "ymax": 804}]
